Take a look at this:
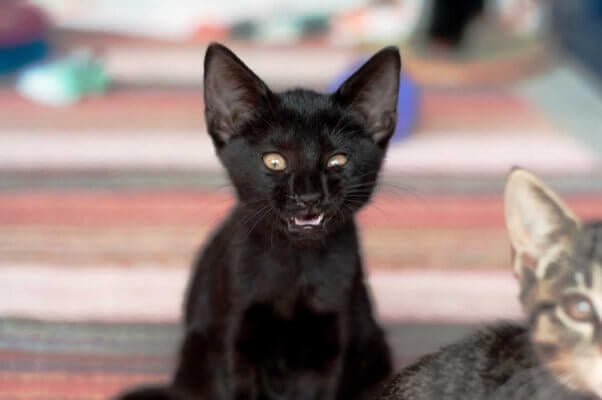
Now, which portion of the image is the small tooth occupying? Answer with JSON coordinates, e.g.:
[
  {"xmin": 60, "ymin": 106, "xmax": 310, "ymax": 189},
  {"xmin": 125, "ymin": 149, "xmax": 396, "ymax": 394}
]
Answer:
[{"xmin": 293, "ymin": 214, "xmax": 324, "ymax": 226}]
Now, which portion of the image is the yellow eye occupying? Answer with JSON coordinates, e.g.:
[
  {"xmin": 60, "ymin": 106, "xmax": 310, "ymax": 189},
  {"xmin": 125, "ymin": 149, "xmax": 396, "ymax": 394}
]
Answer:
[
  {"xmin": 262, "ymin": 153, "xmax": 287, "ymax": 171},
  {"xmin": 327, "ymin": 154, "xmax": 348, "ymax": 169},
  {"xmin": 561, "ymin": 294, "xmax": 595, "ymax": 322}
]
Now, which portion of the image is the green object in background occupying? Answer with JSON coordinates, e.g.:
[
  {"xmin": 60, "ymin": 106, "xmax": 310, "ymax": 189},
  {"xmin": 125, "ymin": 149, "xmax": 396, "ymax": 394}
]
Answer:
[
  {"xmin": 16, "ymin": 49, "xmax": 109, "ymax": 106},
  {"xmin": 257, "ymin": 15, "xmax": 302, "ymax": 43},
  {"xmin": 255, "ymin": 12, "xmax": 331, "ymax": 43},
  {"xmin": 299, "ymin": 13, "xmax": 330, "ymax": 36},
  {"xmin": 230, "ymin": 20, "xmax": 259, "ymax": 39}
]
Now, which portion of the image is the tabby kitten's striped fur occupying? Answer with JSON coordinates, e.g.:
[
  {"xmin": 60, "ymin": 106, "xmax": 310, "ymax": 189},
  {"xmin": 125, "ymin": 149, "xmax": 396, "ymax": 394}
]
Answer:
[{"xmin": 379, "ymin": 168, "xmax": 601, "ymax": 400}]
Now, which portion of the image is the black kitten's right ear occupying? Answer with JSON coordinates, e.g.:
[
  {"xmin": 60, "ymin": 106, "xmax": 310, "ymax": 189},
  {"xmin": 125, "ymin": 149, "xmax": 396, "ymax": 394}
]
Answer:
[
  {"xmin": 504, "ymin": 168, "xmax": 580, "ymax": 277},
  {"xmin": 203, "ymin": 43, "xmax": 273, "ymax": 149},
  {"xmin": 333, "ymin": 46, "xmax": 401, "ymax": 146}
]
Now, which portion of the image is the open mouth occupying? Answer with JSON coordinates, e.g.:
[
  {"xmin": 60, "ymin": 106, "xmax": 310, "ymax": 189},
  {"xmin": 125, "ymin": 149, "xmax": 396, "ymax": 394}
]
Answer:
[{"xmin": 287, "ymin": 212, "xmax": 325, "ymax": 232}]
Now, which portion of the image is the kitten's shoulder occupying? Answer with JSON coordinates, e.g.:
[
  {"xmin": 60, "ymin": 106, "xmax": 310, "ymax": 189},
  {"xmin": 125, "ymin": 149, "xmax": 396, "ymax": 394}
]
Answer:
[{"xmin": 379, "ymin": 323, "xmax": 531, "ymax": 400}]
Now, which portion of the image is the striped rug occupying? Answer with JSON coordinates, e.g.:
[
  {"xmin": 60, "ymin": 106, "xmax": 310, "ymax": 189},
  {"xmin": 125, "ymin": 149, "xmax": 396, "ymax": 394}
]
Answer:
[
  {"xmin": 3, "ymin": 188, "xmax": 602, "ymax": 399},
  {"xmin": 1, "ymin": 42, "xmax": 600, "ymax": 399},
  {"xmin": 0, "ymin": 318, "xmax": 484, "ymax": 400},
  {"xmin": 0, "ymin": 86, "xmax": 596, "ymax": 175}
]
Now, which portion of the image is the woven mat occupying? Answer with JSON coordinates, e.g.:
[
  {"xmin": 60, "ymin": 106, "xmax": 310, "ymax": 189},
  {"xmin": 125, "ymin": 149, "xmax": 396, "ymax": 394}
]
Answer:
[
  {"xmin": 2, "ymin": 190, "xmax": 601, "ymax": 270},
  {"xmin": 0, "ymin": 318, "xmax": 479, "ymax": 400},
  {"xmin": 0, "ymin": 84, "xmax": 595, "ymax": 175}
]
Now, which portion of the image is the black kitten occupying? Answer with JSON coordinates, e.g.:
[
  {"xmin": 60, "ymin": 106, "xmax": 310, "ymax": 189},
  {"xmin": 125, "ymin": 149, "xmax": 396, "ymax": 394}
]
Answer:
[
  {"xmin": 379, "ymin": 169, "xmax": 601, "ymax": 400},
  {"xmin": 116, "ymin": 43, "xmax": 400, "ymax": 400}
]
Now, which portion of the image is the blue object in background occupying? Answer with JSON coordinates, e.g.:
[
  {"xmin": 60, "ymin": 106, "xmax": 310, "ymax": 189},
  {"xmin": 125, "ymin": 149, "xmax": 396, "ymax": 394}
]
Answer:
[
  {"xmin": 587, "ymin": 0, "xmax": 602, "ymax": 17},
  {"xmin": 0, "ymin": 39, "xmax": 49, "ymax": 76},
  {"xmin": 551, "ymin": 0, "xmax": 602, "ymax": 79},
  {"xmin": 328, "ymin": 58, "xmax": 420, "ymax": 144}
]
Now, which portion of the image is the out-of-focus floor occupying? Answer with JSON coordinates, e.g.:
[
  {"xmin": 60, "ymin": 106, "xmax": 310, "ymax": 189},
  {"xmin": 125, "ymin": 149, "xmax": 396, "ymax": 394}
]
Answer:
[
  {"xmin": 0, "ymin": 318, "xmax": 479, "ymax": 399},
  {"xmin": 1, "ymin": 33, "xmax": 602, "ymax": 398}
]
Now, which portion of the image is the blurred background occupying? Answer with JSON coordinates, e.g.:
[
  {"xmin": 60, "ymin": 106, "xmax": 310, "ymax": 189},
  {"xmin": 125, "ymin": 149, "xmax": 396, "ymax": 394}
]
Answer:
[{"xmin": 1, "ymin": 0, "xmax": 602, "ymax": 398}]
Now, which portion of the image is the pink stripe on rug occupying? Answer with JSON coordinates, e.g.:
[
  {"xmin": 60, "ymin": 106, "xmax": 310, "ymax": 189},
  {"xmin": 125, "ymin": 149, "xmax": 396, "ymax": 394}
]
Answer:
[
  {"xmin": 1, "ymin": 265, "xmax": 521, "ymax": 323},
  {"xmin": 0, "ymin": 372, "xmax": 165, "ymax": 400},
  {"xmin": 0, "ymin": 130, "xmax": 595, "ymax": 174},
  {"xmin": 385, "ymin": 132, "xmax": 597, "ymax": 175},
  {"xmin": 1, "ymin": 191, "xmax": 601, "ymax": 228}
]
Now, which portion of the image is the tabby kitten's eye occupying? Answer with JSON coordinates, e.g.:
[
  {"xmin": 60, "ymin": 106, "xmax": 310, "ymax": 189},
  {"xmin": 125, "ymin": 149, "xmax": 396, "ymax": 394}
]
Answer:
[
  {"xmin": 262, "ymin": 153, "xmax": 287, "ymax": 171},
  {"xmin": 327, "ymin": 154, "xmax": 348, "ymax": 169},
  {"xmin": 561, "ymin": 294, "xmax": 596, "ymax": 322}
]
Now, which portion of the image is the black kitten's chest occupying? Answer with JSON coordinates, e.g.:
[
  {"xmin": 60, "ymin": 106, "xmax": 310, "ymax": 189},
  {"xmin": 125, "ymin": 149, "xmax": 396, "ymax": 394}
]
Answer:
[
  {"xmin": 232, "ymin": 227, "xmax": 360, "ymax": 312},
  {"xmin": 230, "ymin": 238, "xmax": 357, "ymax": 398},
  {"xmin": 232, "ymin": 249, "xmax": 352, "ymax": 368},
  {"xmin": 233, "ymin": 301, "xmax": 344, "ymax": 400},
  {"xmin": 236, "ymin": 302, "xmax": 342, "ymax": 371}
]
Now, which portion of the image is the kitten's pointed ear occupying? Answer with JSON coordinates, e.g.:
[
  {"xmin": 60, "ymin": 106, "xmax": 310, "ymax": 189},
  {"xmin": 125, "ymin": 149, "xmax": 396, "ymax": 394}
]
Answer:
[
  {"xmin": 203, "ymin": 43, "xmax": 273, "ymax": 148},
  {"xmin": 333, "ymin": 47, "xmax": 401, "ymax": 145},
  {"xmin": 504, "ymin": 168, "xmax": 580, "ymax": 276}
]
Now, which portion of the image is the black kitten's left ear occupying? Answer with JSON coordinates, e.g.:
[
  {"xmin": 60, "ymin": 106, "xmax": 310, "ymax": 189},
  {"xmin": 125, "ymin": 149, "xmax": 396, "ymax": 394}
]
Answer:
[
  {"xmin": 333, "ymin": 47, "xmax": 401, "ymax": 145},
  {"xmin": 204, "ymin": 43, "xmax": 274, "ymax": 148}
]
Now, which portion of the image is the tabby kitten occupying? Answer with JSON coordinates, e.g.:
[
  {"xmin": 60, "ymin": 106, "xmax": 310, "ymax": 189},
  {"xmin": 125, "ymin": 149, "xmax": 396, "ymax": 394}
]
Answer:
[
  {"xmin": 117, "ymin": 43, "xmax": 400, "ymax": 400},
  {"xmin": 379, "ymin": 168, "xmax": 601, "ymax": 400}
]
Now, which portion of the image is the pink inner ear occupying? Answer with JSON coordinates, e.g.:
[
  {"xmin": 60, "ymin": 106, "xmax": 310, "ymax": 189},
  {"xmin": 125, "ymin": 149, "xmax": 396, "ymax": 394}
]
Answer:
[
  {"xmin": 332, "ymin": 48, "xmax": 400, "ymax": 144},
  {"xmin": 518, "ymin": 251, "xmax": 538, "ymax": 272},
  {"xmin": 203, "ymin": 43, "xmax": 274, "ymax": 147}
]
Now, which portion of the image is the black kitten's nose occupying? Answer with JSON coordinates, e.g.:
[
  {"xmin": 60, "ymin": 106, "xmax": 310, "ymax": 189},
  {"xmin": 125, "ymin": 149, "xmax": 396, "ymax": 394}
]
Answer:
[{"xmin": 296, "ymin": 192, "xmax": 321, "ymax": 207}]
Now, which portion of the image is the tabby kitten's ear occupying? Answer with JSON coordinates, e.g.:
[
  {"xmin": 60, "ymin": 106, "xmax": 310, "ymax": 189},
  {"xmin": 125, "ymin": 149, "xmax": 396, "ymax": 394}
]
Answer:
[
  {"xmin": 333, "ymin": 47, "xmax": 401, "ymax": 145},
  {"xmin": 203, "ymin": 43, "xmax": 274, "ymax": 149},
  {"xmin": 504, "ymin": 168, "xmax": 580, "ymax": 278}
]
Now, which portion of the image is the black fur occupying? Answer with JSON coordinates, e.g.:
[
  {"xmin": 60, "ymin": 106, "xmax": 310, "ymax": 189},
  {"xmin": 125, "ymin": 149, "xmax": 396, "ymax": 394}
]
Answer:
[{"xmin": 115, "ymin": 43, "xmax": 400, "ymax": 400}]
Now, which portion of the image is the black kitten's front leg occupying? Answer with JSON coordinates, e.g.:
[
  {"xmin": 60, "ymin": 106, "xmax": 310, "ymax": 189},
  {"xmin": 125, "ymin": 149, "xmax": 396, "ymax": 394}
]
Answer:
[
  {"xmin": 338, "ymin": 277, "xmax": 393, "ymax": 400},
  {"xmin": 120, "ymin": 236, "xmax": 236, "ymax": 400},
  {"xmin": 116, "ymin": 326, "xmax": 229, "ymax": 400},
  {"xmin": 171, "ymin": 326, "xmax": 230, "ymax": 399}
]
